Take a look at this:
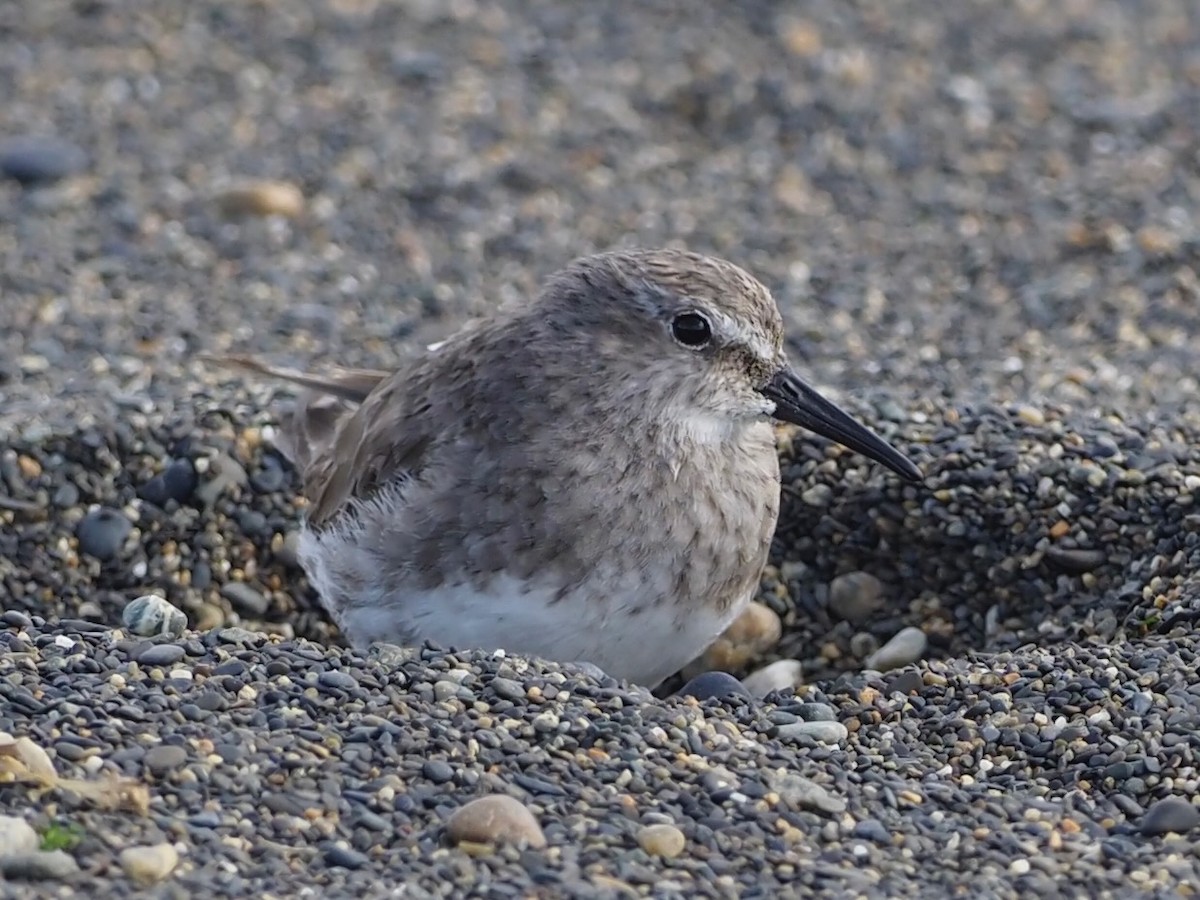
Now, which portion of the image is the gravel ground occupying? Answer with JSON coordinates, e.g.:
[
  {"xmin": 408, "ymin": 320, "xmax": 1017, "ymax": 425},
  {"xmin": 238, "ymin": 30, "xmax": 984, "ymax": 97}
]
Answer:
[{"xmin": 3, "ymin": 0, "xmax": 1200, "ymax": 896}]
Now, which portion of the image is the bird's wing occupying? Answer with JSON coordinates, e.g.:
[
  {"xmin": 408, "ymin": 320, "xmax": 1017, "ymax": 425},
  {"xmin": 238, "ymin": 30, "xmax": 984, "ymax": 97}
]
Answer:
[
  {"xmin": 301, "ymin": 374, "xmax": 437, "ymax": 526},
  {"xmin": 205, "ymin": 354, "xmax": 435, "ymax": 526}
]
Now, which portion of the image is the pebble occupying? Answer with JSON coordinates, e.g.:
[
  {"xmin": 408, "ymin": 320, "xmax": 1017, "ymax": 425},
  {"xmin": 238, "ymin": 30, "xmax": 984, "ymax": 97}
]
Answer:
[
  {"xmin": 1044, "ymin": 547, "xmax": 1108, "ymax": 574},
  {"xmin": 135, "ymin": 643, "xmax": 186, "ymax": 667},
  {"xmin": 636, "ymin": 824, "xmax": 686, "ymax": 859},
  {"xmin": 317, "ymin": 670, "xmax": 359, "ymax": 692},
  {"xmin": 0, "ymin": 135, "xmax": 87, "ymax": 183},
  {"xmin": 695, "ymin": 601, "xmax": 782, "ymax": 673},
  {"xmin": 828, "ymin": 572, "xmax": 886, "ymax": 625},
  {"xmin": 122, "ymin": 595, "xmax": 188, "ymax": 638},
  {"xmin": 221, "ymin": 582, "xmax": 270, "ymax": 618},
  {"xmin": 422, "ymin": 760, "xmax": 455, "ymax": 784},
  {"xmin": 863, "ymin": 627, "xmax": 928, "ymax": 672},
  {"xmin": 324, "ymin": 844, "xmax": 370, "ymax": 869},
  {"xmin": 489, "ymin": 677, "xmax": 527, "ymax": 702},
  {"xmin": 1141, "ymin": 797, "xmax": 1200, "ymax": 836},
  {"xmin": 0, "ymin": 815, "xmax": 39, "ymax": 857},
  {"xmin": 0, "ymin": 850, "xmax": 80, "ymax": 880},
  {"xmin": 674, "ymin": 671, "xmax": 751, "ymax": 702},
  {"xmin": 763, "ymin": 771, "xmax": 847, "ymax": 815},
  {"xmin": 118, "ymin": 843, "xmax": 179, "ymax": 885},
  {"xmin": 445, "ymin": 795, "xmax": 546, "ymax": 849},
  {"xmin": 216, "ymin": 180, "xmax": 305, "ymax": 218},
  {"xmin": 795, "ymin": 702, "xmax": 838, "ymax": 723},
  {"xmin": 138, "ymin": 459, "xmax": 198, "ymax": 506},
  {"xmin": 75, "ymin": 507, "xmax": 133, "ymax": 561},
  {"xmin": 800, "ymin": 484, "xmax": 833, "ymax": 507},
  {"xmin": 741, "ymin": 659, "xmax": 803, "ymax": 698},
  {"xmin": 143, "ymin": 744, "xmax": 188, "ymax": 776},
  {"xmin": 776, "ymin": 720, "xmax": 850, "ymax": 745}
]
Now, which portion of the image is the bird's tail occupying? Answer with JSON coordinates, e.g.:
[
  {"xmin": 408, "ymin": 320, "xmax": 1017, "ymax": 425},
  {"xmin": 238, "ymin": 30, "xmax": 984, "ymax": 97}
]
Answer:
[{"xmin": 201, "ymin": 354, "xmax": 389, "ymax": 472}]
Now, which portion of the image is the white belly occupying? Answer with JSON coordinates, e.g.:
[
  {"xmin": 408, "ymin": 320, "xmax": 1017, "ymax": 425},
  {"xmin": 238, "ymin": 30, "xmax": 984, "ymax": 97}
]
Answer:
[{"xmin": 300, "ymin": 528, "xmax": 747, "ymax": 687}]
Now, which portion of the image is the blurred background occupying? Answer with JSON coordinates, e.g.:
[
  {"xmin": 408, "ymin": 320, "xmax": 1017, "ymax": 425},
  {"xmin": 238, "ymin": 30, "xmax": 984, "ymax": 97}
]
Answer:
[{"xmin": 3, "ymin": 0, "xmax": 1199, "ymax": 439}]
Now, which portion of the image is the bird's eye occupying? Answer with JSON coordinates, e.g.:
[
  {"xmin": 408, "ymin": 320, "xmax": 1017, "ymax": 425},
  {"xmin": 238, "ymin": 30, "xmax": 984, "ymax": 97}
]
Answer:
[{"xmin": 671, "ymin": 311, "xmax": 712, "ymax": 349}]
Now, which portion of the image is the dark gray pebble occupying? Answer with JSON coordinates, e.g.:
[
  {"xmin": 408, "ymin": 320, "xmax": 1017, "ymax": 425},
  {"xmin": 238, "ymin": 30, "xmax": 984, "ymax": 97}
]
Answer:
[
  {"xmin": 325, "ymin": 844, "xmax": 370, "ymax": 869},
  {"xmin": 51, "ymin": 482, "xmax": 79, "ymax": 508},
  {"xmin": 489, "ymin": 676, "xmax": 527, "ymax": 702},
  {"xmin": 1141, "ymin": 797, "xmax": 1200, "ymax": 835},
  {"xmin": 188, "ymin": 811, "xmax": 222, "ymax": 828},
  {"xmin": 0, "ymin": 135, "xmax": 87, "ymax": 183},
  {"xmin": 136, "ymin": 643, "xmax": 186, "ymax": 667},
  {"xmin": 675, "ymin": 671, "xmax": 750, "ymax": 702},
  {"xmin": 422, "ymin": 759, "xmax": 455, "ymax": 784},
  {"xmin": 250, "ymin": 456, "xmax": 288, "ymax": 493},
  {"xmin": 853, "ymin": 819, "xmax": 893, "ymax": 844},
  {"xmin": 138, "ymin": 458, "xmax": 197, "ymax": 506},
  {"xmin": 0, "ymin": 849, "xmax": 80, "ymax": 880},
  {"xmin": 75, "ymin": 507, "xmax": 132, "ymax": 560},
  {"xmin": 317, "ymin": 670, "xmax": 360, "ymax": 692},
  {"xmin": 884, "ymin": 670, "xmax": 925, "ymax": 695},
  {"xmin": 1044, "ymin": 547, "xmax": 1108, "ymax": 574},
  {"xmin": 221, "ymin": 582, "xmax": 270, "ymax": 617},
  {"xmin": 2, "ymin": 610, "xmax": 32, "ymax": 628}
]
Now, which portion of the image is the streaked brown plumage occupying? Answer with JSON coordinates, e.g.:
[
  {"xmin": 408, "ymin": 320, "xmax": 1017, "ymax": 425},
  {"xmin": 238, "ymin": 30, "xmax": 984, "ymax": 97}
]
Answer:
[{"xmin": 216, "ymin": 249, "xmax": 920, "ymax": 686}]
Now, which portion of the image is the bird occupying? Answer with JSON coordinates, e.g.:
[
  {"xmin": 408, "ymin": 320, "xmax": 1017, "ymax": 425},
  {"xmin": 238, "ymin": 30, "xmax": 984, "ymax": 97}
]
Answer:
[{"xmin": 214, "ymin": 248, "xmax": 921, "ymax": 687}]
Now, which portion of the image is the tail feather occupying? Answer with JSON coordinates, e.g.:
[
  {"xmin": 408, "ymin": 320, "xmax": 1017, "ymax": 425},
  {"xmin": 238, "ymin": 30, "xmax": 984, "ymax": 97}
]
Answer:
[
  {"xmin": 203, "ymin": 353, "xmax": 388, "ymax": 403},
  {"xmin": 202, "ymin": 353, "xmax": 389, "ymax": 472}
]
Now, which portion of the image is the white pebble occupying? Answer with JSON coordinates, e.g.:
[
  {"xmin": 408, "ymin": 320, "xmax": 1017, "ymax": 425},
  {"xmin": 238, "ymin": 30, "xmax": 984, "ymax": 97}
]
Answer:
[
  {"xmin": 742, "ymin": 659, "xmax": 803, "ymax": 698},
  {"xmin": 863, "ymin": 626, "xmax": 928, "ymax": 672}
]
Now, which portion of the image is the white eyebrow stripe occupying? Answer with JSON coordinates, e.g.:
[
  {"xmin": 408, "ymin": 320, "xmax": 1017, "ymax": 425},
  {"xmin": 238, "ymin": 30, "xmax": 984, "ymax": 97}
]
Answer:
[{"xmin": 707, "ymin": 308, "xmax": 776, "ymax": 362}]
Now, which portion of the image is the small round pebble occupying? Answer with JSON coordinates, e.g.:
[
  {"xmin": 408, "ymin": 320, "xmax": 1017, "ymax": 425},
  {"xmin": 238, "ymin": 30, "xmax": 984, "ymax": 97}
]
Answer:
[
  {"xmin": 675, "ymin": 671, "xmax": 751, "ymax": 702},
  {"xmin": 122, "ymin": 595, "xmax": 187, "ymax": 638},
  {"xmin": 828, "ymin": 571, "xmax": 886, "ymax": 625},
  {"xmin": 1140, "ymin": 797, "xmax": 1200, "ymax": 836},
  {"xmin": 75, "ymin": 507, "xmax": 133, "ymax": 561},
  {"xmin": 636, "ymin": 823, "xmax": 686, "ymax": 859},
  {"xmin": 118, "ymin": 843, "xmax": 179, "ymax": 886},
  {"xmin": 445, "ymin": 795, "xmax": 546, "ymax": 849},
  {"xmin": 863, "ymin": 627, "xmax": 929, "ymax": 672}
]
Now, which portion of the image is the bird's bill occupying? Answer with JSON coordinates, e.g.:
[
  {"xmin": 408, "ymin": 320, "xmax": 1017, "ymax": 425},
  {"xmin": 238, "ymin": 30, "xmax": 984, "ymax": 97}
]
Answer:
[{"xmin": 761, "ymin": 367, "xmax": 923, "ymax": 482}]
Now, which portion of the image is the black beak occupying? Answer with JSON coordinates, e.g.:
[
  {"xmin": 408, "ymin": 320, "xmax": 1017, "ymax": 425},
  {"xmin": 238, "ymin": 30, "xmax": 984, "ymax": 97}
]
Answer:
[{"xmin": 761, "ymin": 366, "xmax": 923, "ymax": 482}]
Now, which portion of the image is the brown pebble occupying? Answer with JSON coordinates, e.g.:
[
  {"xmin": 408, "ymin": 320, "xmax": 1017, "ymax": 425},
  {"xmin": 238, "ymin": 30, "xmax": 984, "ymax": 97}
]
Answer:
[
  {"xmin": 17, "ymin": 455, "xmax": 42, "ymax": 479},
  {"xmin": 216, "ymin": 180, "xmax": 304, "ymax": 219},
  {"xmin": 445, "ymin": 794, "xmax": 546, "ymax": 849},
  {"xmin": 697, "ymin": 601, "xmax": 782, "ymax": 671},
  {"xmin": 636, "ymin": 823, "xmax": 686, "ymax": 858},
  {"xmin": 1136, "ymin": 224, "xmax": 1179, "ymax": 257}
]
